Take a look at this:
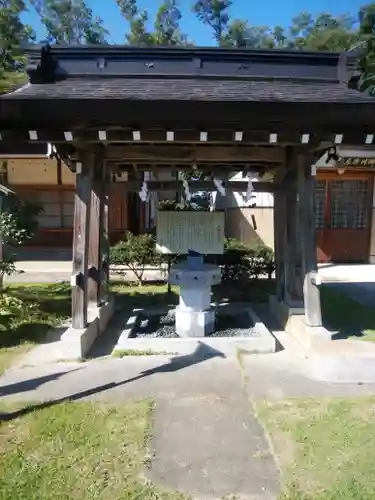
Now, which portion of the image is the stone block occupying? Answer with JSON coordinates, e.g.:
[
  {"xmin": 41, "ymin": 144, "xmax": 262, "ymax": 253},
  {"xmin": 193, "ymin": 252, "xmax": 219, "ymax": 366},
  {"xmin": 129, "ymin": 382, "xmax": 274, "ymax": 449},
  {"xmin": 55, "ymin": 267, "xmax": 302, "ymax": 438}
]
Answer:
[
  {"xmin": 175, "ymin": 307, "xmax": 215, "ymax": 337},
  {"xmin": 179, "ymin": 287, "xmax": 211, "ymax": 312},
  {"xmin": 60, "ymin": 295, "xmax": 115, "ymax": 359},
  {"xmin": 269, "ymin": 295, "xmax": 331, "ymax": 349},
  {"xmin": 310, "ymin": 340, "xmax": 375, "ymax": 383}
]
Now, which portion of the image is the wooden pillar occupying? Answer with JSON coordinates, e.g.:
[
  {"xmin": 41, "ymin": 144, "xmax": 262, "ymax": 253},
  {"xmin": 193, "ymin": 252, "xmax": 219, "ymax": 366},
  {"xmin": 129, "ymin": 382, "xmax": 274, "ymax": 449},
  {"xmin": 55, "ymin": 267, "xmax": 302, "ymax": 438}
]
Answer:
[
  {"xmin": 87, "ymin": 152, "xmax": 102, "ymax": 310},
  {"xmin": 99, "ymin": 164, "xmax": 110, "ymax": 304},
  {"xmin": 297, "ymin": 154, "xmax": 322, "ymax": 327},
  {"xmin": 72, "ymin": 154, "xmax": 93, "ymax": 329},
  {"xmin": 284, "ymin": 168, "xmax": 304, "ymax": 304},
  {"xmin": 273, "ymin": 187, "xmax": 287, "ymax": 302}
]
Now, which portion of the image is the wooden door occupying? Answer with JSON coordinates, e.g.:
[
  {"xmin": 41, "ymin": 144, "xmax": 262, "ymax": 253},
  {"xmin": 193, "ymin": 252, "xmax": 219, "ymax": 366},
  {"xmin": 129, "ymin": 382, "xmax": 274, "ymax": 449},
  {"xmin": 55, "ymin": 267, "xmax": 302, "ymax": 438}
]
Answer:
[
  {"xmin": 316, "ymin": 175, "xmax": 373, "ymax": 263},
  {"xmin": 109, "ymin": 185, "xmax": 128, "ymax": 243}
]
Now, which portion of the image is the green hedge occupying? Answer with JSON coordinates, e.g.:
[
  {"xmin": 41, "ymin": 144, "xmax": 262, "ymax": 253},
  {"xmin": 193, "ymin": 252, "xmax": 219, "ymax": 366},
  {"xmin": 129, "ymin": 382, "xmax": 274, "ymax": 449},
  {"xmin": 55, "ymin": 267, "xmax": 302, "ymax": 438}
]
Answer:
[
  {"xmin": 110, "ymin": 233, "xmax": 275, "ymax": 284},
  {"xmin": 206, "ymin": 238, "xmax": 275, "ymax": 281}
]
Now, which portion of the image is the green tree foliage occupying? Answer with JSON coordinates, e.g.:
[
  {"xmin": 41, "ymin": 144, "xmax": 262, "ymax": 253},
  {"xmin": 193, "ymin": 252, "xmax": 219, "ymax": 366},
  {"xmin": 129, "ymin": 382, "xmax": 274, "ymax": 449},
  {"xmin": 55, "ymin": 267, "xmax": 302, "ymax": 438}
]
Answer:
[
  {"xmin": 192, "ymin": 0, "xmax": 231, "ymax": 44},
  {"xmin": 0, "ymin": 190, "xmax": 42, "ymax": 289},
  {"xmin": 116, "ymin": 0, "xmax": 153, "ymax": 45},
  {"xmin": 0, "ymin": 0, "xmax": 34, "ymax": 93},
  {"xmin": 30, "ymin": 0, "xmax": 108, "ymax": 44},
  {"xmin": 221, "ymin": 21, "xmax": 275, "ymax": 48},
  {"xmin": 154, "ymin": 0, "xmax": 187, "ymax": 45},
  {"xmin": 358, "ymin": 3, "xmax": 375, "ymax": 93},
  {"xmin": 117, "ymin": 0, "xmax": 187, "ymax": 45},
  {"xmin": 288, "ymin": 12, "xmax": 359, "ymax": 51},
  {"xmin": 0, "ymin": 194, "xmax": 42, "ymax": 246},
  {"xmin": 193, "ymin": 2, "xmax": 360, "ymax": 51},
  {"xmin": 109, "ymin": 231, "xmax": 161, "ymax": 285}
]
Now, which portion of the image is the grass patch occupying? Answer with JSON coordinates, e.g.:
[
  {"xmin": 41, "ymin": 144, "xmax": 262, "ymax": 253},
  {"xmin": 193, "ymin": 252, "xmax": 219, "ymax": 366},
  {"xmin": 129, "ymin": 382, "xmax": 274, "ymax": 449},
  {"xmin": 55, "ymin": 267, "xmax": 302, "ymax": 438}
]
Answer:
[
  {"xmin": 112, "ymin": 279, "xmax": 275, "ymax": 311},
  {"xmin": 113, "ymin": 349, "xmax": 177, "ymax": 357},
  {"xmin": 0, "ymin": 283, "xmax": 71, "ymax": 374},
  {"xmin": 257, "ymin": 396, "xmax": 375, "ymax": 500},
  {"xmin": 0, "ymin": 399, "xmax": 186, "ymax": 500},
  {"xmin": 112, "ymin": 282, "xmax": 179, "ymax": 311},
  {"xmin": 321, "ymin": 286, "xmax": 375, "ymax": 341}
]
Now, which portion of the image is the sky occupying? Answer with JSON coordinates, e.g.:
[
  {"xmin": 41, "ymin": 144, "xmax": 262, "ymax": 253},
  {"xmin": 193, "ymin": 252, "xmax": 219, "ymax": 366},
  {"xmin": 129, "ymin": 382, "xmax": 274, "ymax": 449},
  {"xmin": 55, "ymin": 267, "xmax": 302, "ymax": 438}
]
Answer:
[{"xmin": 22, "ymin": 0, "xmax": 366, "ymax": 46}]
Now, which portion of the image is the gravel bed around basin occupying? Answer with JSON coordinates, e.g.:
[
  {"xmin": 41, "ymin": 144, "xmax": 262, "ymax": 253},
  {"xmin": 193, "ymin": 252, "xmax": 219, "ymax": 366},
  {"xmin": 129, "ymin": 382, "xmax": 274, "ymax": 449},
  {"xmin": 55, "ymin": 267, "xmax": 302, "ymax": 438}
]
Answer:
[
  {"xmin": 113, "ymin": 303, "xmax": 276, "ymax": 356},
  {"xmin": 131, "ymin": 309, "xmax": 259, "ymax": 338}
]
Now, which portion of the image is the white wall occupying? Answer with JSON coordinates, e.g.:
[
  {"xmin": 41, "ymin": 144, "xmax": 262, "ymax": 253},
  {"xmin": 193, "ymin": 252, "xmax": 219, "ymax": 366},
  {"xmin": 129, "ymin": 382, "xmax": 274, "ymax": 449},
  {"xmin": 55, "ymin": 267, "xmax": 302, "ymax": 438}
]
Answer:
[{"xmin": 229, "ymin": 171, "xmax": 274, "ymax": 208}]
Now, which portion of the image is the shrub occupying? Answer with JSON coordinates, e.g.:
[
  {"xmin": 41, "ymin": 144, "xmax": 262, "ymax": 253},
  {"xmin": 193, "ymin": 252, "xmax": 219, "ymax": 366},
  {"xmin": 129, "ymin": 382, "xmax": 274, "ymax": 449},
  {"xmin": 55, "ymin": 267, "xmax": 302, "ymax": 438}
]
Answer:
[
  {"xmin": 0, "ymin": 293, "xmax": 39, "ymax": 331},
  {"xmin": 0, "ymin": 194, "xmax": 42, "ymax": 292},
  {"xmin": 220, "ymin": 238, "xmax": 251, "ymax": 281},
  {"xmin": 0, "ymin": 195, "xmax": 42, "ymax": 246},
  {"xmin": 207, "ymin": 238, "xmax": 275, "ymax": 282},
  {"xmin": 251, "ymin": 244, "xmax": 275, "ymax": 280},
  {"xmin": 109, "ymin": 231, "xmax": 161, "ymax": 286}
]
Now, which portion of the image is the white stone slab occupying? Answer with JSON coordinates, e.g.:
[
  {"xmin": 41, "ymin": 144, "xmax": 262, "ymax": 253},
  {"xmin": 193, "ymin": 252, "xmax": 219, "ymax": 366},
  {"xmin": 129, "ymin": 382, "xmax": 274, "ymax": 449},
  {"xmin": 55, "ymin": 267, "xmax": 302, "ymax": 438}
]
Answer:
[
  {"xmin": 113, "ymin": 305, "xmax": 276, "ymax": 357},
  {"xmin": 175, "ymin": 308, "xmax": 215, "ymax": 337},
  {"xmin": 156, "ymin": 211, "xmax": 225, "ymax": 254}
]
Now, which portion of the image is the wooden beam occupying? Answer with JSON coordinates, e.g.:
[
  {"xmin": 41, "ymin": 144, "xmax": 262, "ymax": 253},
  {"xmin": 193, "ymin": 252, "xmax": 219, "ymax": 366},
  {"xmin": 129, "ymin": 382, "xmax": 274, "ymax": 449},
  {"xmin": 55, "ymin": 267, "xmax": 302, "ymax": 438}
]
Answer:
[
  {"xmin": 297, "ymin": 154, "xmax": 322, "ymax": 327},
  {"xmin": 71, "ymin": 154, "xmax": 93, "ymax": 329},
  {"xmin": 114, "ymin": 163, "xmax": 282, "ymax": 173},
  {"xmin": 119, "ymin": 180, "xmax": 276, "ymax": 193},
  {"xmin": 76, "ymin": 128, "xmax": 310, "ymax": 145},
  {"xmin": 87, "ymin": 152, "xmax": 102, "ymax": 310},
  {"xmin": 105, "ymin": 145, "xmax": 284, "ymax": 163},
  {"xmin": 4, "ymin": 125, "xmax": 375, "ymax": 149}
]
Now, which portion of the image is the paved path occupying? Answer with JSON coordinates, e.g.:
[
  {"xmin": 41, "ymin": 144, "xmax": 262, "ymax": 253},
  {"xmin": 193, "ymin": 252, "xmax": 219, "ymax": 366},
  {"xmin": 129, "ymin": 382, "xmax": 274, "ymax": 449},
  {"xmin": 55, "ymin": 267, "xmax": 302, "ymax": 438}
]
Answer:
[
  {"xmin": 5, "ymin": 260, "xmax": 165, "ymax": 284},
  {"xmin": 0, "ymin": 352, "xmax": 280, "ymax": 500},
  {"xmin": 242, "ymin": 350, "xmax": 375, "ymax": 399}
]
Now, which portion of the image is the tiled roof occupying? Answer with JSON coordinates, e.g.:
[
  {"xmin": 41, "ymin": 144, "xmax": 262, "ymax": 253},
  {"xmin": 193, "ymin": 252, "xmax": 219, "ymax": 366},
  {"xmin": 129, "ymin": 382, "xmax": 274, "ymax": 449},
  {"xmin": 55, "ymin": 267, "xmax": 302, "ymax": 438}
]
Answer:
[{"xmin": 2, "ymin": 77, "xmax": 374, "ymax": 103}]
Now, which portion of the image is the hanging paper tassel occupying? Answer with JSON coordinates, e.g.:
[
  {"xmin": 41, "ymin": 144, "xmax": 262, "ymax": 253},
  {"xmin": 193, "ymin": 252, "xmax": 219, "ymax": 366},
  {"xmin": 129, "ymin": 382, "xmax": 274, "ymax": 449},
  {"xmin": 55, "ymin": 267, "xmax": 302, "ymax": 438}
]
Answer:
[
  {"xmin": 245, "ymin": 175, "xmax": 254, "ymax": 203},
  {"xmin": 209, "ymin": 191, "xmax": 217, "ymax": 211},
  {"xmin": 213, "ymin": 178, "xmax": 226, "ymax": 196},
  {"xmin": 182, "ymin": 179, "xmax": 192, "ymax": 202},
  {"xmin": 46, "ymin": 143, "xmax": 57, "ymax": 159},
  {"xmin": 139, "ymin": 180, "xmax": 149, "ymax": 202}
]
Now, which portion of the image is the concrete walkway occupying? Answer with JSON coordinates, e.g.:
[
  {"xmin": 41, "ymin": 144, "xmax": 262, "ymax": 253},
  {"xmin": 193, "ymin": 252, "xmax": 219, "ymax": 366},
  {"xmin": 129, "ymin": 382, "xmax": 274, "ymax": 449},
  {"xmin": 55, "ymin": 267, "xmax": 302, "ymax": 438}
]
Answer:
[
  {"xmin": 5, "ymin": 261, "xmax": 165, "ymax": 284},
  {"xmin": 0, "ymin": 351, "xmax": 280, "ymax": 500},
  {"xmin": 3, "ymin": 330, "xmax": 375, "ymax": 497},
  {"xmin": 243, "ymin": 349, "xmax": 375, "ymax": 399}
]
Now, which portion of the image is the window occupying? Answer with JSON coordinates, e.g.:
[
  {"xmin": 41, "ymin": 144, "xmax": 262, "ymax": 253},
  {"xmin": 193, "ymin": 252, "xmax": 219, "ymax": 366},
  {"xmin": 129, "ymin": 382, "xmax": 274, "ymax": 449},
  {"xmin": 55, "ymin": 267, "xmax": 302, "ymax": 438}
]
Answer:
[
  {"xmin": 314, "ymin": 180, "xmax": 327, "ymax": 229},
  {"xmin": 314, "ymin": 179, "xmax": 370, "ymax": 230},
  {"xmin": 330, "ymin": 180, "xmax": 369, "ymax": 229}
]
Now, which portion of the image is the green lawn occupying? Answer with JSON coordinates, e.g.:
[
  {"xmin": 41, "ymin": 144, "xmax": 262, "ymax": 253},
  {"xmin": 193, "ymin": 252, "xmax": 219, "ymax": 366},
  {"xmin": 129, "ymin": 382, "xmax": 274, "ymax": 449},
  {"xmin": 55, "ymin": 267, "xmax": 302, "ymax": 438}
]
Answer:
[
  {"xmin": 0, "ymin": 283, "xmax": 71, "ymax": 374},
  {"xmin": 257, "ymin": 396, "xmax": 375, "ymax": 500},
  {"xmin": 320, "ymin": 286, "xmax": 375, "ymax": 341},
  {"xmin": 112, "ymin": 279, "xmax": 276, "ymax": 309},
  {"xmin": 0, "ymin": 400, "xmax": 186, "ymax": 500}
]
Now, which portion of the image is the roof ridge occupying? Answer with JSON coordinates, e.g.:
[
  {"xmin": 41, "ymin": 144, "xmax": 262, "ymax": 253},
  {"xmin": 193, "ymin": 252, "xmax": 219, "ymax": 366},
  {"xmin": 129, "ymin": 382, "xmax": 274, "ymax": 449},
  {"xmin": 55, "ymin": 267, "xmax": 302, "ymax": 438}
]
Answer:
[{"xmin": 47, "ymin": 74, "xmax": 340, "ymax": 85}]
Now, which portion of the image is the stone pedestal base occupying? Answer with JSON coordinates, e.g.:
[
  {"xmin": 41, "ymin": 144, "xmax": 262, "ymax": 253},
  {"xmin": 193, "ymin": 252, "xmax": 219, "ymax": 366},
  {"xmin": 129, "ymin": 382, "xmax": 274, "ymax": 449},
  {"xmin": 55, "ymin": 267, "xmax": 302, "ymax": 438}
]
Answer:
[
  {"xmin": 175, "ymin": 307, "xmax": 215, "ymax": 338},
  {"xmin": 61, "ymin": 296, "xmax": 115, "ymax": 358},
  {"xmin": 179, "ymin": 287, "xmax": 211, "ymax": 312},
  {"xmin": 269, "ymin": 295, "xmax": 331, "ymax": 349}
]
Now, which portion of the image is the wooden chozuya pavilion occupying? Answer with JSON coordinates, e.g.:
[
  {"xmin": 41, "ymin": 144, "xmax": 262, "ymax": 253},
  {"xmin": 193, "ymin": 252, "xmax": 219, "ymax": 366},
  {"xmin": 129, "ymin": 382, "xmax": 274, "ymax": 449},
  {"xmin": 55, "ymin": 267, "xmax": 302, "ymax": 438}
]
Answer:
[{"xmin": 0, "ymin": 44, "xmax": 374, "ymax": 355}]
